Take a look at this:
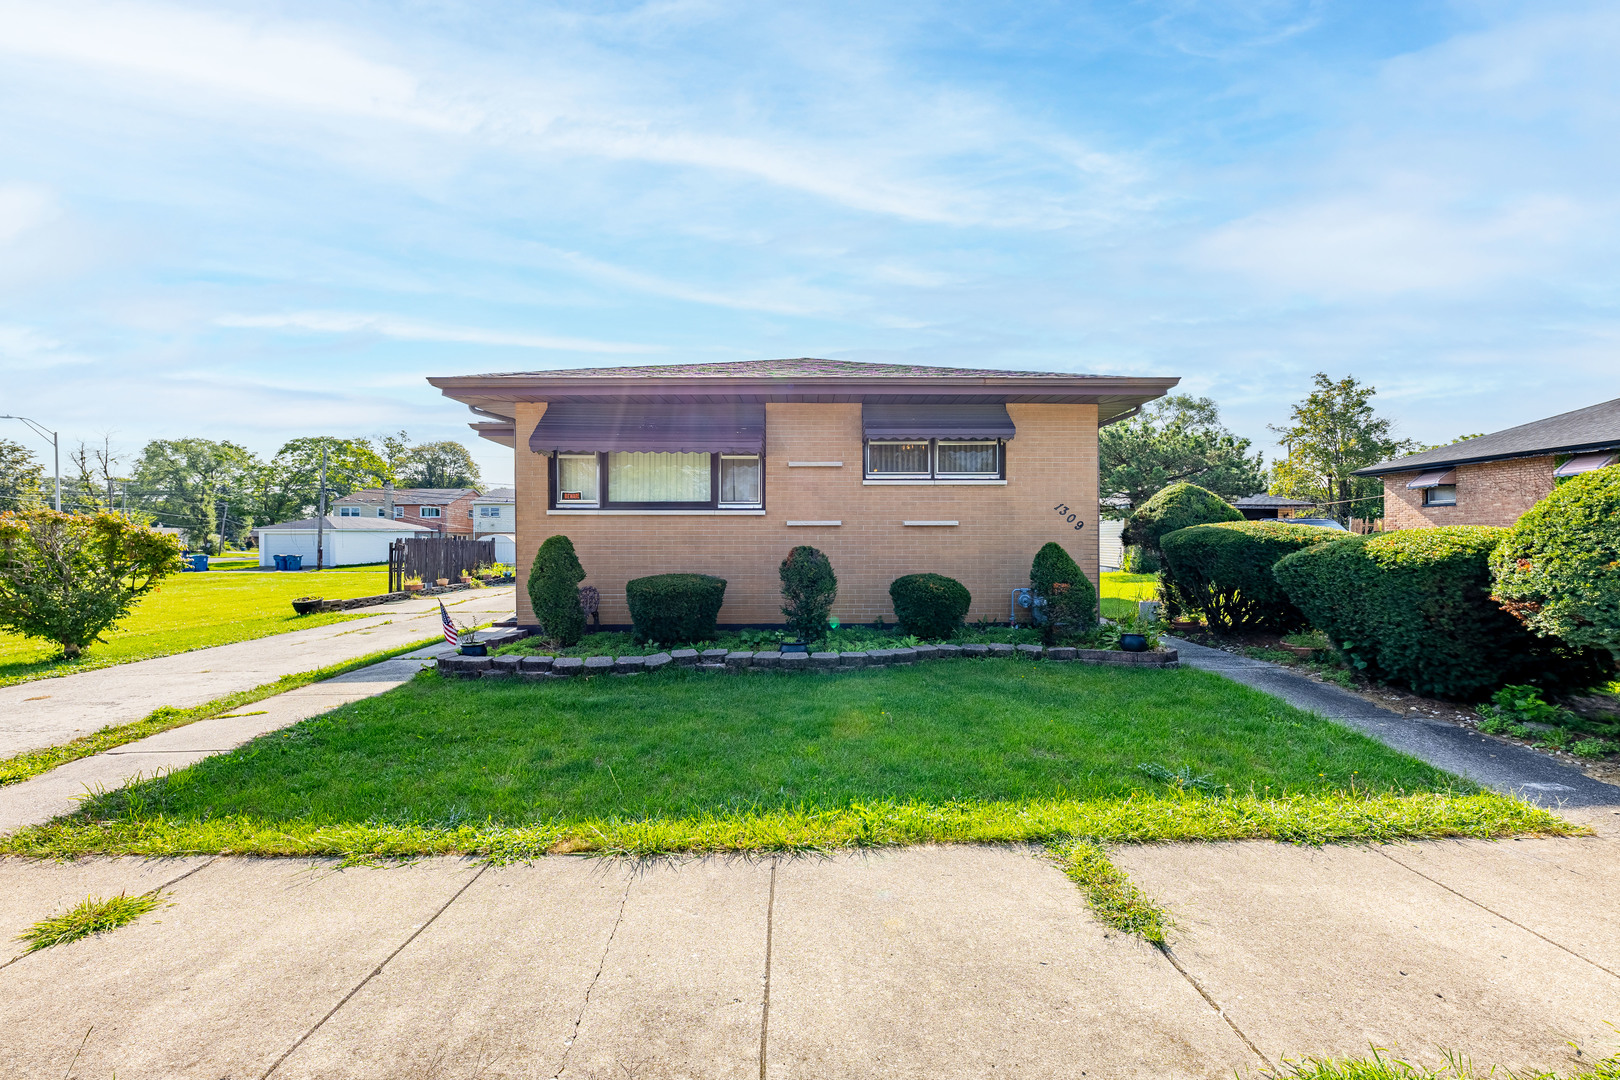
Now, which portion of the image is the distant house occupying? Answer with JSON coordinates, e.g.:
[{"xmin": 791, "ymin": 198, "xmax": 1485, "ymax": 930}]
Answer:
[
  {"xmin": 472, "ymin": 487, "xmax": 514, "ymax": 535},
  {"xmin": 256, "ymin": 516, "xmax": 433, "ymax": 568},
  {"xmin": 331, "ymin": 487, "xmax": 481, "ymax": 537},
  {"xmin": 1356, "ymin": 397, "xmax": 1620, "ymax": 529},
  {"xmin": 1233, "ymin": 493, "xmax": 1316, "ymax": 521}
]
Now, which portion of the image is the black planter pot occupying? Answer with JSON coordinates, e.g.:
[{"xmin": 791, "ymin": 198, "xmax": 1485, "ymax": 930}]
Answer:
[
  {"xmin": 291, "ymin": 598, "xmax": 323, "ymax": 616},
  {"xmin": 459, "ymin": 643, "xmax": 488, "ymax": 656},
  {"xmin": 1119, "ymin": 633, "xmax": 1149, "ymax": 653}
]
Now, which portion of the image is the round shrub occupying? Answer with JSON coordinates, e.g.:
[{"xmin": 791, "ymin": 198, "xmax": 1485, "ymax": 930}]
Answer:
[
  {"xmin": 1030, "ymin": 541, "xmax": 1097, "ymax": 640},
  {"xmin": 1274, "ymin": 526, "xmax": 1615, "ymax": 700},
  {"xmin": 1491, "ymin": 467, "xmax": 1620, "ymax": 661},
  {"xmin": 1159, "ymin": 521, "xmax": 1342, "ymax": 633},
  {"xmin": 528, "ymin": 534, "xmax": 586, "ymax": 646},
  {"xmin": 889, "ymin": 573, "xmax": 971, "ymax": 639},
  {"xmin": 625, "ymin": 573, "xmax": 728, "ymax": 644},
  {"xmin": 779, "ymin": 545, "xmax": 838, "ymax": 642},
  {"xmin": 1123, "ymin": 482, "xmax": 1242, "ymax": 618}
]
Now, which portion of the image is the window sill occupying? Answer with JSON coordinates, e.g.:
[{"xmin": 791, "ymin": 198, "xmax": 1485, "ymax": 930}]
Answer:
[
  {"xmin": 862, "ymin": 478, "xmax": 1007, "ymax": 486},
  {"xmin": 547, "ymin": 508, "xmax": 766, "ymax": 516}
]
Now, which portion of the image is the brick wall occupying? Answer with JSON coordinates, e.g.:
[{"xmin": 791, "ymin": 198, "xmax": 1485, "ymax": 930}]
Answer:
[
  {"xmin": 1382, "ymin": 455, "xmax": 1556, "ymax": 530},
  {"xmin": 513, "ymin": 401, "xmax": 1100, "ymax": 627}
]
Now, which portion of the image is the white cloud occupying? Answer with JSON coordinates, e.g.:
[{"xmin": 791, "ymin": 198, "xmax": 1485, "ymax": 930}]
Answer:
[
  {"xmin": 0, "ymin": 322, "xmax": 83, "ymax": 369},
  {"xmin": 215, "ymin": 311, "xmax": 660, "ymax": 354},
  {"xmin": 0, "ymin": 185, "xmax": 58, "ymax": 244}
]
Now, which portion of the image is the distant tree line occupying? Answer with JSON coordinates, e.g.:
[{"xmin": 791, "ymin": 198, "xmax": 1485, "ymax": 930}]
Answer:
[{"xmin": 0, "ymin": 431, "xmax": 482, "ymax": 553}]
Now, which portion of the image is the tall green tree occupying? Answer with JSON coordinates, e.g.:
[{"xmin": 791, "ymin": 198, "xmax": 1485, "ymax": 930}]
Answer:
[
  {"xmin": 1268, "ymin": 374, "xmax": 1417, "ymax": 524},
  {"xmin": 257, "ymin": 437, "xmax": 394, "ymax": 524},
  {"xmin": 399, "ymin": 439, "xmax": 482, "ymax": 489},
  {"xmin": 0, "ymin": 439, "xmax": 45, "ymax": 512},
  {"xmin": 1100, "ymin": 395, "xmax": 1265, "ymax": 515},
  {"xmin": 129, "ymin": 439, "xmax": 261, "ymax": 553}
]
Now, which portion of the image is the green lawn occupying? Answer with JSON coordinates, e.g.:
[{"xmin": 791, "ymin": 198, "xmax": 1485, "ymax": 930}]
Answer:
[
  {"xmin": 1101, "ymin": 571, "xmax": 1158, "ymax": 620},
  {"xmin": 0, "ymin": 565, "xmax": 393, "ymax": 688}
]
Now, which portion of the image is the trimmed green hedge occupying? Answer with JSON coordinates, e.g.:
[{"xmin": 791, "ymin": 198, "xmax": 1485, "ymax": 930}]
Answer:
[
  {"xmin": 1160, "ymin": 521, "xmax": 1343, "ymax": 633},
  {"xmin": 889, "ymin": 573, "xmax": 971, "ymax": 639},
  {"xmin": 780, "ymin": 545, "xmax": 838, "ymax": 642},
  {"xmin": 1274, "ymin": 526, "xmax": 1615, "ymax": 700},
  {"xmin": 528, "ymin": 535, "xmax": 586, "ymax": 646},
  {"xmin": 1030, "ymin": 542, "xmax": 1097, "ymax": 641},
  {"xmin": 1123, "ymin": 483, "xmax": 1242, "ymax": 619},
  {"xmin": 625, "ymin": 573, "xmax": 728, "ymax": 644},
  {"xmin": 1491, "ymin": 466, "xmax": 1620, "ymax": 661}
]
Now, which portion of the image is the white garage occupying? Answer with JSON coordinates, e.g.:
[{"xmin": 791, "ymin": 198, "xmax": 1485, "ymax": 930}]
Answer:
[{"xmin": 257, "ymin": 516, "xmax": 434, "ymax": 568}]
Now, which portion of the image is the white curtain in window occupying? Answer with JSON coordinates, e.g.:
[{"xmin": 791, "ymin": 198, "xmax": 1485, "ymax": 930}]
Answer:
[
  {"xmin": 608, "ymin": 452, "xmax": 710, "ymax": 502},
  {"xmin": 558, "ymin": 455, "xmax": 599, "ymax": 502},
  {"xmin": 868, "ymin": 442, "xmax": 929, "ymax": 474},
  {"xmin": 720, "ymin": 457, "xmax": 761, "ymax": 503},
  {"xmin": 937, "ymin": 441, "xmax": 997, "ymax": 475}
]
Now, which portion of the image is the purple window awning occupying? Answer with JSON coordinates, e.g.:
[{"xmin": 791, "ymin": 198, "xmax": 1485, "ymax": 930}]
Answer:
[
  {"xmin": 1407, "ymin": 468, "xmax": 1457, "ymax": 489},
  {"xmin": 1553, "ymin": 451, "xmax": 1617, "ymax": 477},
  {"xmin": 528, "ymin": 402, "xmax": 765, "ymax": 455},
  {"xmin": 862, "ymin": 403, "xmax": 1016, "ymax": 441}
]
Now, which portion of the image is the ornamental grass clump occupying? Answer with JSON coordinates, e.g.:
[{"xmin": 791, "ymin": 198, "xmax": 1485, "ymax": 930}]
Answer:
[
  {"xmin": 1274, "ymin": 526, "xmax": 1615, "ymax": 700},
  {"xmin": 1491, "ymin": 466, "xmax": 1620, "ymax": 661},
  {"xmin": 528, "ymin": 534, "xmax": 587, "ymax": 646},
  {"xmin": 780, "ymin": 545, "xmax": 838, "ymax": 642},
  {"xmin": 1030, "ymin": 542, "xmax": 1097, "ymax": 643},
  {"xmin": 0, "ymin": 509, "xmax": 184, "ymax": 658},
  {"xmin": 889, "ymin": 573, "xmax": 971, "ymax": 639},
  {"xmin": 1122, "ymin": 483, "xmax": 1242, "ymax": 619},
  {"xmin": 1159, "ymin": 520, "xmax": 1342, "ymax": 633},
  {"xmin": 626, "ymin": 573, "xmax": 728, "ymax": 643}
]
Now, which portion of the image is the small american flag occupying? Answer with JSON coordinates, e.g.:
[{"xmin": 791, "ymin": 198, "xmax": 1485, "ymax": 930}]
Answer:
[{"xmin": 440, "ymin": 601, "xmax": 460, "ymax": 647}]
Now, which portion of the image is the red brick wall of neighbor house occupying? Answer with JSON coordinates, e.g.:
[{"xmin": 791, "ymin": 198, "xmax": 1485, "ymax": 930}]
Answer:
[
  {"xmin": 400, "ymin": 492, "xmax": 479, "ymax": 536},
  {"xmin": 1382, "ymin": 455, "xmax": 1557, "ymax": 530},
  {"xmin": 513, "ymin": 401, "xmax": 1100, "ymax": 627}
]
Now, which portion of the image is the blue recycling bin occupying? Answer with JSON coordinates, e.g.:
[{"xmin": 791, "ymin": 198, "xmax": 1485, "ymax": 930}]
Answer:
[
  {"xmin": 272, "ymin": 554, "xmax": 287, "ymax": 571},
  {"xmin": 189, "ymin": 553, "xmax": 210, "ymax": 572},
  {"xmin": 283, "ymin": 554, "xmax": 303, "ymax": 571}
]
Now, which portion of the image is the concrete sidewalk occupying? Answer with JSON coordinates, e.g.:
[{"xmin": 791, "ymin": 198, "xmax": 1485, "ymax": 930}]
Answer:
[
  {"xmin": 1170, "ymin": 636, "xmax": 1620, "ymax": 808},
  {"xmin": 3, "ymin": 816, "xmax": 1619, "ymax": 1078},
  {"xmin": 0, "ymin": 586, "xmax": 515, "ymax": 760}
]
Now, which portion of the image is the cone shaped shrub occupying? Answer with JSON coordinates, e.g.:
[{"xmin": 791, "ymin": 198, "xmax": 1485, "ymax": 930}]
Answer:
[
  {"xmin": 780, "ymin": 545, "xmax": 838, "ymax": 642},
  {"xmin": 1159, "ymin": 521, "xmax": 1342, "ymax": 633},
  {"xmin": 1030, "ymin": 542, "xmax": 1097, "ymax": 642},
  {"xmin": 1123, "ymin": 483, "xmax": 1242, "ymax": 619},
  {"xmin": 1491, "ymin": 467, "xmax": 1620, "ymax": 661},
  {"xmin": 1274, "ymin": 526, "xmax": 1614, "ymax": 699},
  {"xmin": 626, "ymin": 573, "xmax": 727, "ymax": 644},
  {"xmin": 889, "ymin": 573, "xmax": 971, "ymax": 639},
  {"xmin": 528, "ymin": 534, "xmax": 586, "ymax": 646}
]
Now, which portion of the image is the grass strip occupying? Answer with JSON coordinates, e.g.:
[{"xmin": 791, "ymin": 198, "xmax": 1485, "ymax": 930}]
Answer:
[
  {"xmin": 0, "ymin": 790, "xmax": 1576, "ymax": 859},
  {"xmin": 15, "ymin": 890, "xmax": 168, "ymax": 952},
  {"xmin": 1047, "ymin": 839, "xmax": 1172, "ymax": 945},
  {"xmin": 1264, "ymin": 1048, "xmax": 1620, "ymax": 1079},
  {"xmin": 0, "ymin": 636, "xmax": 445, "ymax": 788}
]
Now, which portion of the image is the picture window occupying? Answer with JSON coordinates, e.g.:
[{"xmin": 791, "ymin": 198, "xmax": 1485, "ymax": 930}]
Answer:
[
  {"xmin": 1424, "ymin": 484, "xmax": 1457, "ymax": 507},
  {"xmin": 550, "ymin": 451, "xmax": 764, "ymax": 509},
  {"xmin": 419, "ymin": 506, "xmax": 442, "ymax": 518}
]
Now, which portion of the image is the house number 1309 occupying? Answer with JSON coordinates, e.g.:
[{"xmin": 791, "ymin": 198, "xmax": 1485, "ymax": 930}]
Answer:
[{"xmin": 1052, "ymin": 503, "xmax": 1085, "ymax": 530}]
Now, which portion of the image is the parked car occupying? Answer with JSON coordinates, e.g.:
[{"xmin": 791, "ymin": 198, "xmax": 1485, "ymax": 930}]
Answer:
[{"xmin": 1279, "ymin": 517, "xmax": 1348, "ymax": 530}]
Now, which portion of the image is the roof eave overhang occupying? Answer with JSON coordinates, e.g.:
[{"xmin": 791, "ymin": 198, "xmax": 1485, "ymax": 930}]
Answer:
[
  {"xmin": 1355, "ymin": 439, "xmax": 1620, "ymax": 477},
  {"xmin": 428, "ymin": 374, "xmax": 1180, "ymax": 427}
]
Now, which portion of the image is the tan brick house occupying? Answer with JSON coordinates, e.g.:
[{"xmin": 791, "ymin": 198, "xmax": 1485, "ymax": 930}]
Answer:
[
  {"xmin": 331, "ymin": 486, "xmax": 481, "ymax": 537},
  {"xmin": 1357, "ymin": 397, "xmax": 1620, "ymax": 530},
  {"xmin": 428, "ymin": 359, "xmax": 1176, "ymax": 629}
]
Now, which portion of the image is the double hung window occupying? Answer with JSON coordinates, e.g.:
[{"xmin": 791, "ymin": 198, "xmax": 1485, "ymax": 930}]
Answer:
[
  {"xmin": 1424, "ymin": 485, "xmax": 1457, "ymax": 507},
  {"xmin": 551, "ymin": 452, "xmax": 764, "ymax": 509},
  {"xmin": 865, "ymin": 439, "xmax": 1004, "ymax": 480},
  {"xmin": 337, "ymin": 506, "xmax": 361, "ymax": 517}
]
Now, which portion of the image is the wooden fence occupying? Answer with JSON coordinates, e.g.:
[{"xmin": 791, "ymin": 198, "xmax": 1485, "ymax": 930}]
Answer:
[{"xmin": 389, "ymin": 536, "xmax": 496, "ymax": 592}]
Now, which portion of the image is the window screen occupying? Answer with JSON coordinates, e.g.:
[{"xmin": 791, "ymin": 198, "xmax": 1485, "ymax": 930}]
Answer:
[
  {"xmin": 935, "ymin": 441, "xmax": 998, "ymax": 476},
  {"xmin": 867, "ymin": 442, "xmax": 930, "ymax": 475},
  {"xmin": 558, "ymin": 454, "xmax": 599, "ymax": 504},
  {"xmin": 608, "ymin": 452, "xmax": 711, "ymax": 503},
  {"xmin": 720, "ymin": 456, "xmax": 762, "ymax": 505}
]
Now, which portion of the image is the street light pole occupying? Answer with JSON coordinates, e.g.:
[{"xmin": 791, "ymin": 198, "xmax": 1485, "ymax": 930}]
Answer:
[{"xmin": 0, "ymin": 415, "xmax": 60, "ymax": 510}]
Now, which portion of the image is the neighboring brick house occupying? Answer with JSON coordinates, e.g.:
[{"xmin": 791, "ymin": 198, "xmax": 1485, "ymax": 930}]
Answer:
[
  {"xmin": 330, "ymin": 486, "xmax": 481, "ymax": 536},
  {"xmin": 1356, "ymin": 397, "xmax": 1620, "ymax": 530},
  {"xmin": 427, "ymin": 358, "xmax": 1177, "ymax": 628},
  {"xmin": 472, "ymin": 488, "xmax": 515, "ymax": 535}
]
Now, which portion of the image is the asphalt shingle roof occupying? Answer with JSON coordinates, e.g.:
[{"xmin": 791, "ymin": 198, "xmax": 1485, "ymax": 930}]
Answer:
[
  {"xmin": 1358, "ymin": 397, "xmax": 1620, "ymax": 475},
  {"xmin": 260, "ymin": 516, "xmax": 435, "ymax": 531},
  {"xmin": 336, "ymin": 487, "xmax": 478, "ymax": 506},
  {"xmin": 473, "ymin": 358, "xmax": 1103, "ymax": 380}
]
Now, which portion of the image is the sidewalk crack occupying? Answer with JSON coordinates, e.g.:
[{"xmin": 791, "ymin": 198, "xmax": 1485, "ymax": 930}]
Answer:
[
  {"xmin": 1375, "ymin": 845, "xmax": 1620, "ymax": 981},
  {"xmin": 259, "ymin": 863, "xmax": 487, "ymax": 1079},
  {"xmin": 1156, "ymin": 943, "xmax": 1271, "ymax": 1069},
  {"xmin": 759, "ymin": 857, "xmax": 778, "ymax": 1080},
  {"xmin": 552, "ymin": 867, "xmax": 634, "ymax": 1079}
]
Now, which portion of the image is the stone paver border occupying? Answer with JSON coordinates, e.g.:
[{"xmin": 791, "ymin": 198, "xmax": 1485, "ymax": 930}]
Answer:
[{"xmin": 439, "ymin": 642, "xmax": 1180, "ymax": 679}]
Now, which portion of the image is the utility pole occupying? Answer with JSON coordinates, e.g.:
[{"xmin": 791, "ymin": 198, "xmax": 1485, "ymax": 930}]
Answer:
[
  {"xmin": 0, "ymin": 415, "xmax": 59, "ymax": 510},
  {"xmin": 316, "ymin": 444, "xmax": 327, "ymax": 572}
]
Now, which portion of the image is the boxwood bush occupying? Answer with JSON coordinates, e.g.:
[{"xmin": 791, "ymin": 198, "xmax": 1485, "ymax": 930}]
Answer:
[
  {"xmin": 889, "ymin": 573, "xmax": 971, "ymax": 639},
  {"xmin": 1123, "ymin": 483, "xmax": 1242, "ymax": 619},
  {"xmin": 1030, "ymin": 542, "xmax": 1097, "ymax": 642},
  {"xmin": 528, "ymin": 534, "xmax": 586, "ymax": 646},
  {"xmin": 1274, "ymin": 526, "xmax": 1615, "ymax": 699},
  {"xmin": 1491, "ymin": 466, "xmax": 1620, "ymax": 661},
  {"xmin": 1159, "ymin": 521, "xmax": 1343, "ymax": 633},
  {"xmin": 780, "ymin": 545, "xmax": 838, "ymax": 642},
  {"xmin": 625, "ymin": 573, "xmax": 728, "ymax": 644}
]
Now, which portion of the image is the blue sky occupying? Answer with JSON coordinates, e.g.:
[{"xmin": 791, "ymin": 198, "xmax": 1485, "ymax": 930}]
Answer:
[{"xmin": 2, "ymin": 0, "xmax": 1617, "ymax": 485}]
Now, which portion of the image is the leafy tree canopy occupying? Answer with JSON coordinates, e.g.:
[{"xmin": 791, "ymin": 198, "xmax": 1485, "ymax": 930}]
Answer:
[
  {"xmin": 0, "ymin": 438, "xmax": 45, "ymax": 513},
  {"xmin": 1267, "ymin": 374, "xmax": 1416, "ymax": 525},
  {"xmin": 128, "ymin": 438, "xmax": 262, "ymax": 553},
  {"xmin": 257, "ymin": 436, "xmax": 394, "ymax": 525},
  {"xmin": 1100, "ymin": 395, "xmax": 1265, "ymax": 516},
  {"xmin": 398, "ymin": 439, "xmax": 482, "ymax": 489}
]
